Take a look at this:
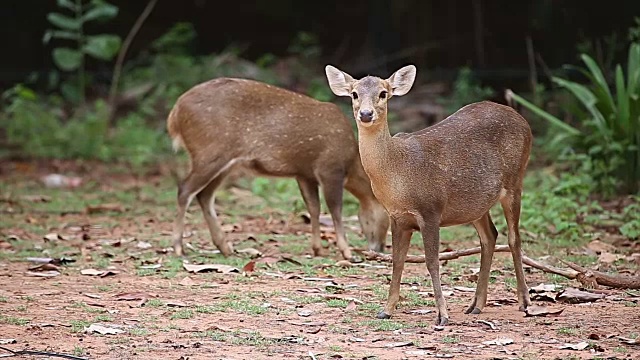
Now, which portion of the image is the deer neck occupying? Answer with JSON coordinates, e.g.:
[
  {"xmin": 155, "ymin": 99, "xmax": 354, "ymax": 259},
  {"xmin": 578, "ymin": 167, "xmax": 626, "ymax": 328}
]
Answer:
[{"xmin": 357, "ymin": 117, "xmax": 393, "ymax": 178}]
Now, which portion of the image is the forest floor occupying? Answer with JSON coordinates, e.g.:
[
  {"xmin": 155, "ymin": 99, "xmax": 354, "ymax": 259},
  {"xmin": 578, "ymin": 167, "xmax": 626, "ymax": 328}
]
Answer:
[{"xmin": 1, "ymin": 160, "xmax": 639, "ymax": 360}]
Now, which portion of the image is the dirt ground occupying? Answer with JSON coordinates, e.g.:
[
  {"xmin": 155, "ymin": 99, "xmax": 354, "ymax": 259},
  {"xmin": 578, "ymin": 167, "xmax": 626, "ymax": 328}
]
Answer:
[{"xmin": 1, "ymin": 161, "xmax": 639, "ymax": 360}]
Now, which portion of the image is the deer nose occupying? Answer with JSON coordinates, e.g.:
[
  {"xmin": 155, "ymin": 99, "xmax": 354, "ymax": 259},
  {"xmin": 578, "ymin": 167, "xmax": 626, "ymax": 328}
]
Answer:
[{"xmin": 359, "ymin": 110, "xmax": 374, "ymax": 123}]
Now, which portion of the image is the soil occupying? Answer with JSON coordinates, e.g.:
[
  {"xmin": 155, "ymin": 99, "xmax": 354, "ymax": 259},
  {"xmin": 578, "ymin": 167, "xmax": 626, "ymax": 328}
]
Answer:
[{"xmin": 1, "ymin": 161, "xmax": 639, "ymax": 360}]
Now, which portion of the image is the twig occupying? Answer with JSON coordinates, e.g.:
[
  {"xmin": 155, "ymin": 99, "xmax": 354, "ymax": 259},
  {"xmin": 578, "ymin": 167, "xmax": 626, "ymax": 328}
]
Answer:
[
  {"xmin": 0, "ymin": 346, "xmax": 88, "ymax": 360},
  {"xmin": 108, "ymin": 0, "xmax": 158, "ymax": 118},
  {"xmin": 364, "ymin": 247, "xmax": 640, "ymax": 289}
]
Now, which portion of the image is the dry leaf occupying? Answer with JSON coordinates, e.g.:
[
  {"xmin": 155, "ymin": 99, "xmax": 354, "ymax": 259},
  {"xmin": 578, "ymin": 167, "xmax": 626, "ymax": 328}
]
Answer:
[
  {"xmin": 80, "ymin": 268, "xmax": 118, "ymax": 277},
  {"xmin": 136, "ymin": 241, "xmax": 152, "ymax": 250},
  {"xmin": 166, "ymin": 301, "xmax": 188, "ymax": 307},
  {"xmin": 556, "ymin": 287, "xmax": 605, "ymax": 304},
  {"xmin": 86, "ymin": 203, "xmax": 125, "ymax": 214},
  {"xmin": 287, "ymin": 320, "xmax": 326, "ymax": 327},
  {"xmin": 114, "ymin": 292, "xmax": 150, "ymax": 301},
  {"xmin": 524, "ymin": 305, "xmax": 565, "ymax": 317},
  {"xmin": 298, "ymin": 309, "xmax": 313, "ymax": 317},
  {"xmin": 334, "ymin": 260, "xmax": 352, "ymax": 268},
  {"xmin": 530, "ymin": 283, "xmax": 560, "ymax": 293},
  {"xmin": 306, "ymin": 327, "xmax": 321, "ymax": 334},
  {"xmin": 183, "ymin": 263, "xmax": 239, "ymax": 274},
  {"xmin": 178, "ymin": 276, "xmax": 196, "ymax": 286},
  {"xmin": 243, "ymin": 260, "xmax": 256, "ymax": 273},
  {"xmin": 28, "ymin": 263, "xmax": 60, "ymax": 272},
  {"xmin": 25, "ymin": 270, "xmax": 60, "ymax": 277},
  {"xmin": 483, "ymin": 338, "xmax": 514, "ymax": 346},
  {"xmin": 453, "ymin": 286, "xmax": 476, "ymax": 292},
  {"xmin": 84, "ymin": 324, "xmax": 123, "ymax": 335},
  {"xmin": 560, "ymin": 341, "xmax": 589, "ymax": 350},
  {"xmin": 384, "ymin": 341, "xmax": 413, "ymax": 348},
  {"xmin": 0, "ymin": 339, "xmax": 17, "ymax": 344},
  {"xmin": 236, "ymin": 248, "xmax": 262, "ymax": 257},
  {"xmin": 587, "ymin": 240, "xmax": 616, "ymax": 254},
  {"xmin": 618, "ymin": 336, "xmax": 639, "ymax": 345},
  {"xmin": 405, "ymin": 309, "xmax": 433, "ymax": 315},
  {"xmin": 345, "ymin": 301, "xmax": 357, "ymax": 312},
  {"xmin": 43, "ymin": 233, "xmax": 64, "ymax": 242},
  {"xmin": 598, "ymin": 252, "xmax": 622, "ymax": 264},
  {"xmin": 84, "ymin": 293, "xmax": 101, "ymax": 299}
]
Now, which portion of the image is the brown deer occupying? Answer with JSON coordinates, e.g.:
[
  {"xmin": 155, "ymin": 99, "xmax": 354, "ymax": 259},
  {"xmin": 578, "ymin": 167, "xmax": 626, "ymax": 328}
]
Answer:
[
  {"xmin": 325, "ymin": 65, "xmax": 532, "ymax": 326},
  {"xmin": 168, "ymin": 78, "xmax": 390, "ymax": 261}
]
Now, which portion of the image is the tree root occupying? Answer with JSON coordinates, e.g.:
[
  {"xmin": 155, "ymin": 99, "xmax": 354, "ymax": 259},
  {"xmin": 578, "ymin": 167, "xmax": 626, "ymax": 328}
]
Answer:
[{"xmin": 362, "ymin": 246, "xmax": 640, "ymax": 290}]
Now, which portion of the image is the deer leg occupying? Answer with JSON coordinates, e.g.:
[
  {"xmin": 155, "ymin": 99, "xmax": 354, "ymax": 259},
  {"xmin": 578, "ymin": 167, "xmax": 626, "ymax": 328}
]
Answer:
[
  {"xmin": 378, "ymin": 220, "xmax": 412, "ymax": 319},
  {"xmin": 173, "ymin": 161, "xmax": 228, "ymax": 256},
  {"xmin": 319, "ymin": 173, "xmax": 352, "ymax": 260},
  {"xmin": 420, "ymin": 216, "xmax": 449, "ymax": 326},
  {"xmin": 500, "ymin": 190, "xmax": 531, "ymax": 311},
  {"xmin": 196, "ymin": 168, "xmax": 233, "ymax": 256},
  {"xmin": 465, "ymin": 212, "xmax": 498, "ymax": 314},
  {"xmin": 296, "ymin": 178, "xmax": 323, "ymax": 257}
]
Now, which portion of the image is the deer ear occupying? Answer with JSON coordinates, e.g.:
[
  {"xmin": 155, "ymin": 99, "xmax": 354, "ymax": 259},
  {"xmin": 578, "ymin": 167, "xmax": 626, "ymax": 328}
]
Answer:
[
  {"xmin": 387, "ymin": 65, "xmax": 416, "ymax": 96},
  {"xmin": 325, "ymin": 65, "xmax": 354, "ymax": 97}
]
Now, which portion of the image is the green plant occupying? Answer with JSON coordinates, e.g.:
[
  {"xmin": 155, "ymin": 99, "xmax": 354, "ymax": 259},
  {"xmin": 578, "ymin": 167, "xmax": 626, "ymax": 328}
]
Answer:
[
  {"xmin": 509, "ymin": 42, "xmax": 640, "ymax": 195},
  {"xmin": 43, "ymin": 0, "xmax": 122, "ymax": 104},
  {"xmin": 620, "ymin": 198, "xmax": 640, "ymax": 239},
  {"xmin": 439, "ymin": 67, "xmax": 495, "ymax": 115}
]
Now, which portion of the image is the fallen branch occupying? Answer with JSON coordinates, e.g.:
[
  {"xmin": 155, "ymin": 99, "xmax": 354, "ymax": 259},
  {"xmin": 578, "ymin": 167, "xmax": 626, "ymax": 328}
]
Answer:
[{"xmin": 363, "ymin": 247, "xmax": 640, "ymax": 289}]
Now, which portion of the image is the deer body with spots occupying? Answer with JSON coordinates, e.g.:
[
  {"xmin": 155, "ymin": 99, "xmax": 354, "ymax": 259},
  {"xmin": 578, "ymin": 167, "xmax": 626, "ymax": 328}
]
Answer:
[
  {"xmin": 168, "ymin": 77, "xmax": 389, "ymax": 261},
  {"xmin": 325, "ymin": 65, "xmax": 532, "ymax": 326}
]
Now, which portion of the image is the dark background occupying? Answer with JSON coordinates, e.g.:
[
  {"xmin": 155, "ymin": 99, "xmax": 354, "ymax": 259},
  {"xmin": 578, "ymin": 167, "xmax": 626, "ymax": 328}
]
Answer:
[{"xmin": 2, "ymin": 0, "xmax": 640, "ymax": 91}]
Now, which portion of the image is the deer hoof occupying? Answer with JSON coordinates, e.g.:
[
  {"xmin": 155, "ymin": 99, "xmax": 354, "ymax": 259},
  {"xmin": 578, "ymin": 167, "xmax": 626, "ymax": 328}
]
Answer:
[
  {"xmin": 436, "ymin": 315, "xmax": 449, "ymax": 327},
  {"xmin": 465, "ymin": 306, "xmax": 482, "ymax": 315},
  {"xmin": 376, "ymin": 311, "xmax": 392, "ymax": 319}
]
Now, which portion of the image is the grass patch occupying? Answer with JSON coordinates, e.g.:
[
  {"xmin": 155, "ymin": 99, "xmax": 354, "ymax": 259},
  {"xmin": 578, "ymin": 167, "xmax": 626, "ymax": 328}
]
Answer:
[
  {"xmin": 170, "ymin": 309, "xmax": 194, "ymax": 320},
  {"xmin": 442, "ymin": 335, "xmax": 460, "ymax": 344},
  {"xmin": 326, "ymin": 299, "xmax": 350, "ymax": 308},
  {"xmin": 0, "ymin": 296, "xmax": 8, "ymax": 302},
  {"xmin": 358, "ymin": 319, "xmax": 405, "ymax": 332},
  {"xmin": 0, "ymin": 315, "xmax": 29, "ymax": 326},
  {"xmin": 70, "ymin": 319, "xmax": 92, "ymax": 333}
]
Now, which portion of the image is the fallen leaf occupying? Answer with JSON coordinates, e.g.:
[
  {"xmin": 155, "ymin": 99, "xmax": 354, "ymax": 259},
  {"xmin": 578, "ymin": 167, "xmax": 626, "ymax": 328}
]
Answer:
[
  {"xmin": 434, "ymin": 354, "xmax": 454, "ymax": 358},
  {"xmin": 524, "ymin": 305, "xmax": 565, "ymax": 317},
  {"xmin": 345, "ymin": 301, "xmax": 357, "ymax": 312},
  {"xmin": 183, "ymin": 263, "xmax": 239, "ymax": 274},
  {"xmin": 26, "ymin": 257, "xmax": 75, "ymax": 265},
  {"xmin": 205, "ymin": 324, "xmax": 232, "ymax": 332},
  {"xmin": 483, "ymin": 338, "xmax": 514, "ymax": 346},
  {"xmin": 136, "ymin": 241, "xmax": 152, "ymax": 250},
  {"xmin": 618, "ymin": 336, "xmax": 639, "ymax": 345},
  {"xmin": 80, "ymin": 268, "xmax": 118, "ymax": 277},
  {"xmin": 453, "ymin": 286, "xmax": 476, "ymax": 292},
  {"xmin": 114, "ymin": 292, "xmax": 150, "ymax": 301},
  {"xmin": 384, "ymin": 341, "xmax": 413, "ymax": 348},
  {"xmin": 349, "ymin": 337, "xmax": 366, "ymax": 342},
  {"xmin": 86, "ymin": 203, "xmax": 125, "ymax": 214},
  {"xmin": 0, "ymin": 339, "xmax": 17, "ymax": 344},
  {"xmin": 284, "ymin": 273, "xmax": 302, "ymax": 280},
  {"xmin": 166, "ymin": 301, "xmax": 188, "ymax": 307},
  {"xmin": 306, "ymin": 327, "xmax": 321, "ymax": 334},
  {"xmin": 28, "ymin": 263, "xmax": 60, "ymax": 272},
  {"xmin": 531, "ymin": 291, "xmax": 557, "ymax": 302},
  {"xmin": 405, "ymin": 350, "xmax": 433, "ymax": 356},
  {"xmin": 21, "ymin": 194, "xmax": 51, "ymax": 202},
  {"xmin": 405, "ymin": 309, "xmax": 433, "ymax": 315},
  {"xmin": 43, "ymin": 233, "xmax": 64, "ymax": 242},
  {"xmin": 598, "ymin": 252, "xmax": 622, "ymax": 264},
  {"xmin": 243, "ymin": 260, "xmax": 256, "ymax": 273},
  {"xmin": 298, "ymin": 309, "xmax": 313, "ymax": 317},
  {"xmin": 560, "ymin": 341, "xmax": 589, "ymax": 350},
  {"xmin": 236, "ymin": 248, "xmax": 262, "ymax": 257},
  {"xmin": 334, "ymin": 260, "xmax": 352, "ymax": 268},
  {"xmin": 287, "ymin": 320, "xmax": 326, "ymax": 327},
  {"xmin": 25, "ymin": 270, "xmax": 60, "ymax": 277},
  {"xmin": 587, "ymin": 240, "xmax": 616, "ymax": 254},
  {"xmin": 178, "ymin": 276, "xmax": 196, "ymax": 286},
  {"xmin": 84, "ymin": 324, "xmax": 123, "ymax": 335},
  {"xmin": 139, "ymin": 264, "xmax": 161, "ymax": 270},
  {"xmin": 84, "ymin": 293, "xmax": 101, "ymax": 299},
  {"xmin": 556, "ymin": 287, "xmax": 605, "ymax": 304},
  {"xmin": 530, "ymin": 283, "xmax": 560, "ymax": 293}
]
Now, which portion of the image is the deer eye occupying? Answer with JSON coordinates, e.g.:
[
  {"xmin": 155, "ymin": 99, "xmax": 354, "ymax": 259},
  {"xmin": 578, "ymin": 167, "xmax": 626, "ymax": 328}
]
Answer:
[
  {"xmin": 379, "ymin": 91, "xmax": 387, "ymax": 99},
  {"xmin": 352, "ymin": 92, "xmax": 358, "ymax": 100}
]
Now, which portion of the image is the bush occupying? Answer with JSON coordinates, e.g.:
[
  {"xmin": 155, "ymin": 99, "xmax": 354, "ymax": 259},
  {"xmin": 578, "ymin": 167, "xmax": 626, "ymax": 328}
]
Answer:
[
  {"xmin": 509, "ymin": 42, "xmax": 640, "ymax": 196},
  {"xmin": 439, "ymin": 67, "xmax": 495, "ymax": 115}
]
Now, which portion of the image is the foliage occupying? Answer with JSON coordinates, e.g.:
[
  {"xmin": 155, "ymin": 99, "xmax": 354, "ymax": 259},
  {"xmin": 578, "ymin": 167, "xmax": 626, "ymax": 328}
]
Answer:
[
  {"xmin": 439, "ymin": 67, "xmax": 495, "ymax": 115},
  {"xmin": 620, "ymin": 198, "xmax": 640, "ymax": 239},
  {"xmin": 1, "ymin": 84, "xmax": 168, "ymax": 165},
  {"xmin": 43, "ymin": 0, "xmax": 122, "ymax": 104},
  {"xmin": 509, "ymin": 42, "xmax": 640, "ymax": 196}
]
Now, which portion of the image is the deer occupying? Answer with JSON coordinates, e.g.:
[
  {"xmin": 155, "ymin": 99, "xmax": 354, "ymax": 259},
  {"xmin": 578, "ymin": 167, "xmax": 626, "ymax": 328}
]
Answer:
[
  {"xmin": 325, "ymin": 65, "xmax": 532, "ymax": 326},
  {"xmin": 167, "ymin": 77, "xmax": 390, "ymax": 262}
]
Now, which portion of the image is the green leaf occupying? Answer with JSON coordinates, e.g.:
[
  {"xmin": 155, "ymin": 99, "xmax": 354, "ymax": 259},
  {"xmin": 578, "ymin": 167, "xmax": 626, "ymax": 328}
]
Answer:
[
  {"xmin": 83, "ymin": 35, "xmax": 121, "ymax": 60},
  {"xmin": 83, "ymin": 2, "xmax": 118, "ymax": 22},
  {"xmin": 616, "ymin": 65, "xmax": 630, "ymax": 133},
  {"xmin": 628, "ymin": 43, "xmax": 640, "ymax": 93},
  {"xmin": 47, "ymin": 12, "xmax": 80, "ymax": 30},
  {"xmin": 43, "ymin": 30, "xmax": 79, "ymax": 44},
  {"xmin": 56, "ymin": 0, "xmax": 77, "ymax": 11},
  {"xmin": 552, "ymin": 77, "xmax": 609, "ymax": 137},
  {"xmin": 581, "ymin": 54, "xmax": 616, "ymax": 120},
  {"xmin": 506, "ymin": 90, "xmax": 580, "ymax": 136},
  {"xmin": 52, "ymin": 47, "xmax": 82, "ymax": 71}
]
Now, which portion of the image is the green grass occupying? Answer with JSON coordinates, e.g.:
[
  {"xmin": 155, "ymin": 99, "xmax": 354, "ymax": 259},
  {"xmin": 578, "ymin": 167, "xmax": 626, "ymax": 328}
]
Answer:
[
  {"xmin": 170, "ymin": 309, "xmax": 194, "ymax": 320},
  {"xmin": 73, "ymin": 346, "xmax": 86, "ymax": 357},
  {"xmin": 70, "ymin": 319, "xmax": 92, "ymax": 332},
  {"xmin": 0, "ymin": 315, "xmax": 30, "ymax": 326},
  {"xmin": 442, "ymin": 335, "xmax": 460, "ymax": 344},
  {"xmin": 145, "ymin": 299, "xmax": 166, "ymax": 307},
  {"xmin": 358, "ymin": 319, "xmax": 405, "ymax": 332},
  {"xmin": 326, "ymin": 299, "xmax": 350, "ymax": 308},
  {"xmin": 0, "ymin": 296, "xmax": 8, "ymax": 303},
  {"xmin": 557, "ymin": 327, "xmax": 578, "ymax": 336}
]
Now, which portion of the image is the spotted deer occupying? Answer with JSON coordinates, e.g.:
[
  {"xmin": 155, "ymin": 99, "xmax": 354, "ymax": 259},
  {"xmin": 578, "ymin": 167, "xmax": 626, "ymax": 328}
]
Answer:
[
  {"xmin": 168, "ymin": 78, "xmax": 390, "ymax": 261},
  {"xmin": 325, "ymin": 65, "xmax": 532, "ymax": 325}
]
